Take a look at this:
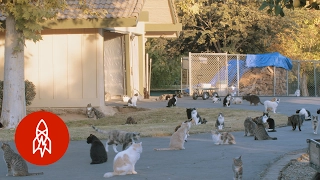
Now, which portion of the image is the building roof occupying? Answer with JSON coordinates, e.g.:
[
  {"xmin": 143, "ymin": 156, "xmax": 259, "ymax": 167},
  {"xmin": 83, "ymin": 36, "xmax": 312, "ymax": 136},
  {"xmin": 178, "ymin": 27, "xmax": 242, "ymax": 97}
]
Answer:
[{"xmin": 0, "ymin": 0, "xmax": 145, "ymax": 21}]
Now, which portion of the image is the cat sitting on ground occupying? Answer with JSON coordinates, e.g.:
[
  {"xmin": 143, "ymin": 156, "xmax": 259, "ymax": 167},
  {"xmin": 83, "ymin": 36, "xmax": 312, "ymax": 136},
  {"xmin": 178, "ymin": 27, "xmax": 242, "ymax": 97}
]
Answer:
[
  {"xmin": 175, "ymin": 120, "xmax": 191, "ymax": 142},
  {"xmin": 87, "ymin": 134, "xmax": 108, "ymax": 164},
  {"xmin": 223, "ymin": 94, "xmax": 232, "ymax": 107},
  {"xmin": 211, "ymin": 129, "xmax": 236, "ymax": 145},
  {"xmin": 288, "ymin": 114, "xmax": 303, "ymax": 131},
  {"xmin": 186, "ymin": 108, "xmax": 207, "ymax": 125},
  {"xmin": 212, "ymin": 92, "xmax": 221, "ymax": 103},
  {"xmin": 232, "ymin": 156, "xmax": 243, "ymax": 180},
  {"xmin": 215, "ymin": 113, "xmax": 225, "ymax": 130},
  {"xmin": 296, "ymin": 108, "xmax": 311, "ymax": 121},
  {"xmin": 264, "ymin": 98, "xmax": 280, "ymax": 113},
  {"xmin": 262, "ymin": 112, "xmax": 276, "ymax": 132},
  {"xmin": 253, "ymin": 117, "xmax": 277, "ymax": 140},
  {"xmin": 125, "ymin": 116, "xmax": 137, "ymax": 124},
  {"xmin": 128, "ymin": 93, "xmax": 139, "ymax": 107},
  {"xmin": 232, "ymin": 97, "xmax": 242, "ymax": 104},
  {"xmin": 103, "ymin": 142, "xmax": 142, "ymax": 178},
  {"xmin": 166, "ymin": 94, "xmax": 177, "ymax": 107},
  {"xmin": 122, "ymin": 95, "xmax": 130, "ymax": 103},
  {"xmin": 242, "ymin": 93, "xmax": 264, "ymax": 106},
  {"xmin": 86, "ymin": 103, "xmax": 95, "ymax": 118},
  {"xmin": 244, "ymin": 117, "xmax": 256, "ymax": 136},
  {"xmin": 154, "ymin": 121, "xmax": 191, "ymax": 150},
  {"xmin": 1, "ymin": 142, "xmax": 43, "ymax": 176},
  {"xmin": 92, "ymin": 126, "xmax": 140, "ymax": 153},
  {"xmin": 312, "ymin": 115, "xmax": 319, "ymax": 135}
]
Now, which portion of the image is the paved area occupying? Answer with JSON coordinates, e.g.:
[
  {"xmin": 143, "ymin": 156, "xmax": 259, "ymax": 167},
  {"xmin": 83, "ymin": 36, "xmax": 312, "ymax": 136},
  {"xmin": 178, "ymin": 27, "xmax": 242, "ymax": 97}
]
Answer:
[{"xmin": 0, "ymin": 96, "xmax": 319, "ymax": 180}]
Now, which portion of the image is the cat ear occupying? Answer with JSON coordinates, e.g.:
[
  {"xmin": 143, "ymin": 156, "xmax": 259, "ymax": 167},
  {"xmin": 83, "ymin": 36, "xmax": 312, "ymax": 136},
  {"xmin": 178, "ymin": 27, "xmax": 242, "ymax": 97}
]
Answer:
[{"xmin": 239, "ymin": 155, "xmax": 242, "ymax": 159}]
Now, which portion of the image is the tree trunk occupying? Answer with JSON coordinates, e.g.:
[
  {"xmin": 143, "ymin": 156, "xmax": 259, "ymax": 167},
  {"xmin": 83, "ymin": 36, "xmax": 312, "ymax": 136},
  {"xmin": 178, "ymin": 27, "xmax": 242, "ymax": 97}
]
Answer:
[
  {"xmin": 0, "ymin": 14, "xmax": 26, "ymax": 129},
  {"xmin": 301, "ymin": 71, "xmax": 309, "ymax": 97}
]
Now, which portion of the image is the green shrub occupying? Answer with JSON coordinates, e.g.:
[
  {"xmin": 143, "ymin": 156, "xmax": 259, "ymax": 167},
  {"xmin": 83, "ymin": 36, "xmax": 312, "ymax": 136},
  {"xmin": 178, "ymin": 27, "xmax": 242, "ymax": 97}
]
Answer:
[{"xmin": 0, "ymin": 80, "xmax": 36, "ymax": 108}]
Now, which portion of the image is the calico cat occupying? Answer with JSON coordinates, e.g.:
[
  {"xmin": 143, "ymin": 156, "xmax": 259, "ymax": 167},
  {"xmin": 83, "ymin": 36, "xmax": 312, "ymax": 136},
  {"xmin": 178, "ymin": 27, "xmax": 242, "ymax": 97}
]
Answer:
[
  {"xmin": 154, "ymin": 121, "xmax": 191, "ymax": 150},
  {"xmin": 186, "ymin": 108, "xmax": 207, "ymax": 125},
  {"xmin": 166, "ymin": 94, "xmax": 177, "ymax": 107},
  {"xmin": 253, "ymin": 117, "xmax": 277, "ymax": 140},
  {"xmin": 86, "ymin": 103, "xmax": 95, "ymax": 118},
  {"xmin": 264, "ymin": 98, "xmax": 280, "ymax": 113},
  {"xmin": 92, "ymin": 126, "xmax": 140, "ymax": 153},
  {"xmin": 288, "ymin": 114, "xmax": 302, "ymax": 131},
  {"xmin": 244, "ymin": 117, "xmax": 256, "ymax": 136},
  {"xmin": 312, "ymin": 115, "xmax": 319, "ymax": 134},
  {"xmin": 92, "ymin": 107, "xmax": 105, "ymax": 119},
  {"xmin": 223, "ymin": 94, "xmax": 232, "ymax": 107},
  {"xmin": 128, "ymin": 93, "xmax": 139, "ymax": 107},
  {"xmin": 1, "ymin": 142, "xmax": 43, "ymax": 176},
  {"xmin": 242, "ymin": 94, "xmax": 263, "ymax": 106},
  {"xmin": 232, "ymin": 156, "xmax": 243, "ymax": 180},
  {"xmin": 125, "ymin": 116, "xmax": 137, "ymax": 124},
  {"xmin": 87, "ymin": 134, "xmax": 108, "ymax": 164},
  {"xmin": 296, "ymin": 108, "xmax": 311, "ymax": 121},
  {"xmin": 103, "ymin": 142, "xmax": 142, "ymax": 178},
  {"xmin": 215, "ymin": 113, "xmax": 225, "ymax": 130},
  {"xmin": 211, "ymin": 129, "xmax": 236, "ymax": 145}
]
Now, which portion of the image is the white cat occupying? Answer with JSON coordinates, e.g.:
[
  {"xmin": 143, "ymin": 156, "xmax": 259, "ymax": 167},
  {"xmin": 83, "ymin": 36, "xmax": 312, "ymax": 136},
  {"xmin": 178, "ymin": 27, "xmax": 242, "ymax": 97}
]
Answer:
[
  {"xmin": 122, "ymin": 95, "xmax": 130, "ymax": 103},
  {"xmin": 128, "ymin": 93, "xmax": 139, "ymax": 107},
  {"xmin": 312, "ymin": 115, "xmax": 319, "ymax": 135},
  {"xmin": 294, "ymin": 89, "xmax": 300, "ymax": 97},
  {"xmin": 232, "ymin": 97, "xmax": 242, "ymax": 104},
  {"xmin": 103, "ymin": 142, "xmax": 142, "ymax": 178},
  {"xmin": 215, "ymin": 113, "xmax": 225, "ymax": 130},
  {"xmin": 264, "ymin": 98, "xmax": 280, "ymax": 113},
  {"xmin": 297, "ymin": 108, "xmax": 311, "ymax": 121}
]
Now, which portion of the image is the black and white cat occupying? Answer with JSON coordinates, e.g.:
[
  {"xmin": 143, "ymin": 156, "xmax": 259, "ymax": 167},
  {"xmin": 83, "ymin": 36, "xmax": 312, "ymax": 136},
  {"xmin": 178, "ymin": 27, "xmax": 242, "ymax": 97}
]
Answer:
[
  {"xmin": 262, "ymin": 112, "xmax": 276, "ymax": 132},
  {"xmin": 128, "ymin": 93, "xmax": 139, "ymax": 107},
  {"xmin": 296, "ymin": 108, "xmax": 311, "ymax": 121},
  {"xmin": 215, "ymin": 113, "xmax": 225, "ymax": 130},
  {"xmin": 312, "ymin": 115, "xmax": 319, "ymax": 135},
  {"xmin": 223, "ymin": 94, "xmax": 232, "ymax": 107},
  {"xmin": 166, "ymin": 95, "xmax": 177, "ymax": 107},
  {"xmin": 186, "ymin": 108, "xmax": 207, "ymax": 125},
  {"xmin": 212, "ymin": 92, "xmax": 221, "ymax": 103}
]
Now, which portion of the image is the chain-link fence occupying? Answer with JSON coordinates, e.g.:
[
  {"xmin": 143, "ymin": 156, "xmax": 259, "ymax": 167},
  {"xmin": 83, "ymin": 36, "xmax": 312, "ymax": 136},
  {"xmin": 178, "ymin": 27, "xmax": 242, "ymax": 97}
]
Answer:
[{"xmin": 185, "ymin": 53, "xmax": 320, "ymax": 97}]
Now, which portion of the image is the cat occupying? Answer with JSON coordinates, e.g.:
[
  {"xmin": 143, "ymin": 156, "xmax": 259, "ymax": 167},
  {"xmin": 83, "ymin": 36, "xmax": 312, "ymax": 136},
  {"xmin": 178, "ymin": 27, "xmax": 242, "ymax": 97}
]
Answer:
[
  {"xmin": 223, "ymin": 94, "xmax": 232, "ymax": 107},
  {"xmin": 87, "ymin": 134, "xmax": 108, "ymax": 164},
  {"xmin": 296, "ymin": 108, "xmax": 311, "ymax": 121},
  {"xmin": 253, "ymin": 116, "xmax": 277, "ymax": 140},
  {"xmin": 312, "ymin": 115, "xmax": 319, "ymax": 134},
  {"xmin": 154, "ymin": 121, "xmax": 191, "ymax": 150},
  {"xmin": 294, "ymin": 89, "xmax": 300, "ymax": 96},
  {"xmin": 92, "ymin": 107, "xmax": 105, "ymax": 119},
  {"xmin": 1, "ymin": 142, "xmax": 43, "ymax": 176},
  {"xmin": 317, "ymin": 109, "xmax": 320, "ymax": 114},
  {"xmin": 125, "ymin": 116, "xmax": 137, "ymax": 124},
  {"xmin": 128, "ymin": 93, "xmax": 139, "ymax": 107},
  {"xmin": 103, "ymin": 142, "xmax": 142, "ymax": 178},
  {"xmin": 166, "ymin": 94, "xmax": 177, "ymax": 107},
  {"xmin": 212, "ymin": 92, "xmax": 221, "ymax": 103},
  {"xmin": 262, "ymin": 112, "xmax": 276, "ymax": 132},
  {"xmin": 211, "ymin": 129, "xmax": 236, "ymax": 145},
  {"xmin": 244, "ymin": 117, "xmax": 256, "ymax": 136},
  {"xmin": 288, "ymin": 114, "xmax": 302, "ymax": 131},
  {"xmin": 242, "ymin": 93, "xmax": 264, "ymax": 105},
  {"xmin": 264, "ymin": 98, "xmax": 280, "ymax": 113},
  {"xmin": 92, "ymin": 125, "xmax": 140, "ymax": 153},
  {"xmin": 232, "ymin": 156, "xmax": 243, "ymax": 180},
  {"xmin": 232, "ymin": 97, "xmax": 242, "ymax": 104},
  {"xmin": 86, "ymin": 103, "xmax": 95, "ymax": 118},
  {"xmin": 175, "ymin": 120, "xmax": 191, "ymax": 142},
  {"xmin": 215, "ymin": 113, "xmax": 225, "ymax": 130},
  {"xmin": 122, "ymin": 95, "xmax": 130, "ymax": 103},
  {"xmin": 0, "ymin": 122, "xmax": 3, "ymax": 128},
  {"xmin": 188, "ymin": 108, "xmax": 207, "ymax": 125}
]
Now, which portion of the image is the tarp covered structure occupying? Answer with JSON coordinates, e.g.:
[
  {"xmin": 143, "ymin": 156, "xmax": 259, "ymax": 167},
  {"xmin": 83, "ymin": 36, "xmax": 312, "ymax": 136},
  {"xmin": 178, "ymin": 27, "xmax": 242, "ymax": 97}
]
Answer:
[{"xmin": 245, "ymin": 52, "xmax": 293, "ymax": 70}]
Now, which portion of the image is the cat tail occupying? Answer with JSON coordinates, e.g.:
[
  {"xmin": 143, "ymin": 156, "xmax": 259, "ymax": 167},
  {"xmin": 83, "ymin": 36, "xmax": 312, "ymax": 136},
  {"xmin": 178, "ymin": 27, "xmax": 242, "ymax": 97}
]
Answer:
[
  {"xmin": 260, "ymin": 101, "xmax": 264, "ymax": 105},
  {"xmin": 268, "ymin": 137, "xmax": 277, "ymax": 140},
  {"xmin": 154, "ymin": 148, "xmax": 179, "ymax": 151},
  {"xmin": 27, "ymin": 172, "xmax": 44, "ymax": 176},
  {"xmin": 92, "ymin": 125, "xmax": 108, "ymax": 134},
  {"xmin": 103, "ymin": 172, "xmax": 115, "ymax": 178}
]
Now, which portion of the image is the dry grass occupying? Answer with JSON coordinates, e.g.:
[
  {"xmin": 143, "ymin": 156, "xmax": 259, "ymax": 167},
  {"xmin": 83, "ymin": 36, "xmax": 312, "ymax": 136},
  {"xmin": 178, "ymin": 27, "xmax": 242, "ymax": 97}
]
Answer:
[{"xmin": 0, "ymin": 107, "xmax": 289, "ymax": 141}]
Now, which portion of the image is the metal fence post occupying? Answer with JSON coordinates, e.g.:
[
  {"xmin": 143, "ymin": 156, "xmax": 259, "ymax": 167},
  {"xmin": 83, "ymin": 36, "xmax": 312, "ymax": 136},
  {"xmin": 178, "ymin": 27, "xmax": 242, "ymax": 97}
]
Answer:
[
  {"xmin": 314, "ymin": 62, "xmax": 317, "ymax": 97},
  {"xmin": 188, "ymin": 52, "xmax": 192, "ymax": 96},
  {"xmin": 273, "ymin": 66, "xmax": 276, "ymax": 96},
  {"xmin": 298, "ymin": 61, "xmax": 300, "ymax": 90}
]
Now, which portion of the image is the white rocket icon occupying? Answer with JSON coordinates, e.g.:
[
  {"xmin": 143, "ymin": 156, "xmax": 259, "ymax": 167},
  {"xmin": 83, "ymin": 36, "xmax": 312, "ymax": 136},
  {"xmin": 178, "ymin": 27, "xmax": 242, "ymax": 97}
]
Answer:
[{"xmin": 32, "ymin": 119, "xmax": 52, "ymax": 158}]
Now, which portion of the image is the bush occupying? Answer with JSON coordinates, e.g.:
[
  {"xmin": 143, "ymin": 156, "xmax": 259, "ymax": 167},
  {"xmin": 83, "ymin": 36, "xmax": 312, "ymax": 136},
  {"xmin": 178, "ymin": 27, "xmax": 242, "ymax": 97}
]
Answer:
[{"xmin": 0, "ymin": 80, "xmax": 36, "ymax": 109}]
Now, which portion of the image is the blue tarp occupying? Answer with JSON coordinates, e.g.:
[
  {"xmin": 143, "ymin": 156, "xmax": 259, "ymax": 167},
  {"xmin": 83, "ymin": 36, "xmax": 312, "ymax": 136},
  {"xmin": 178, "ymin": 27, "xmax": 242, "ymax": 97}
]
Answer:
[{"xmin": 245, "ymin": 52, "xmax": 293, "ymax": 70}]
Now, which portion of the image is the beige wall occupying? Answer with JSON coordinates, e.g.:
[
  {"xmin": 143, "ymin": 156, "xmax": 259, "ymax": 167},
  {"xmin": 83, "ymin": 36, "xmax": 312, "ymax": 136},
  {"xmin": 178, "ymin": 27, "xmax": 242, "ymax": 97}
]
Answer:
[
  {"xmin": 0, "ymin": 29, "xmax": 104, "ymax": 107},
  {"xmin": 142, "ymin": 0, "xmax": 174, "ymax": 24}
]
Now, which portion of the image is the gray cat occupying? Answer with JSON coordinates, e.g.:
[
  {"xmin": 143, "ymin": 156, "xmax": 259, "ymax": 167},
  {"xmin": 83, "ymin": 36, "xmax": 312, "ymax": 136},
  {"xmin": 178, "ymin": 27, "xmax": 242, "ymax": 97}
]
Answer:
[
  {"xmin": 244, "ymin": 117, "xmax": 256, "ymax": 136},
  {"xmin": 288, "ymin": 114, "xmax": 302, "ymax": 131},
  {"xmin": 232, "ymin": 155, "xmax": 243, "ymax": 180},
  {"xmin": 1, "ymin": 143, "xmax": 43, "ymax": 176},
  {"xmin": 312, "ymin": 115, "xmax": 319, "ymax": 134},
  {"xmin": 253, "ymin": 117, "xmax": 277, "ymax": 140}
]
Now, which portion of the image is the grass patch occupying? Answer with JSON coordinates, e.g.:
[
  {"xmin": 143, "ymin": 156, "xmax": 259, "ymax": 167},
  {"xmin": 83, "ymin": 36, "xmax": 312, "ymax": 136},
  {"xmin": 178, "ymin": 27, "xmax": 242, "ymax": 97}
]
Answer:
[{"xmin": 0, "ymin": 107, "xmax": 289, "ymax": 141}]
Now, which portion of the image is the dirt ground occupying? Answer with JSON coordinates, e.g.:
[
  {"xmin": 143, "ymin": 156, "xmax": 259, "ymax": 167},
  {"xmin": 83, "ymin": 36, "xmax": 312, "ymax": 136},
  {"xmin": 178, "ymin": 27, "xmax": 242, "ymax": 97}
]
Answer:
[{"xmin": 26, "ymin": 106, "xmax": 149, "ymax": 122}]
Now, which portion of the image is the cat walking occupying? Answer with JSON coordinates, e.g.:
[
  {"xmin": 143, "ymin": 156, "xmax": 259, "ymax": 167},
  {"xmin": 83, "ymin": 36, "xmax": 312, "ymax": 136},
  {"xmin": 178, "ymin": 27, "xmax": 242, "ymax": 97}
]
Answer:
[
  {"xmin": 312, "ymin": 115, "xmax": 319, "ymax": 134},
  {"xmin": 232, "ymin": 156, "xmax": 243, "ymax": 180},
  {"xmin": 103, "ymin": 142, "xmax": 142, "ymax": 178},
  {"xmin": 288, "ymin": 114, "xmax": 303, "ymax": 131},
  {"xmin": 1, "ymin": 143, "xmax": 43, "ymax": 176}
]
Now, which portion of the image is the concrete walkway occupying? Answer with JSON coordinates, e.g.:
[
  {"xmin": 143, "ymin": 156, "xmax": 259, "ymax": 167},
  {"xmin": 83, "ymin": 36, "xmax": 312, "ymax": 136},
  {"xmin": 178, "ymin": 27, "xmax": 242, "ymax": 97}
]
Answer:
[{"xmin": 0, "ymin": 96, "xmax": 319, "ymax": 180}]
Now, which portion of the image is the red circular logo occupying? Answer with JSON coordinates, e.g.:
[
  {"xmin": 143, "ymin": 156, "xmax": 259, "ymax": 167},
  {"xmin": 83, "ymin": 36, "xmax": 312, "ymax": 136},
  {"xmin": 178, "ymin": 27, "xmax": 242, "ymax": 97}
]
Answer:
[{"xmin": 15, "ymin": 111, "xmax": 69, "ymax": 166}]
